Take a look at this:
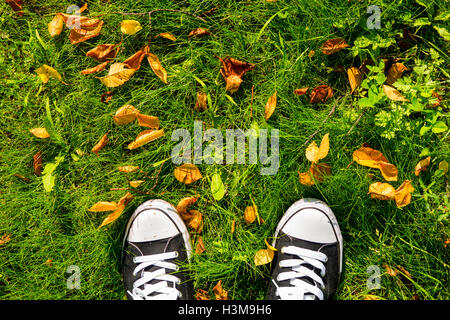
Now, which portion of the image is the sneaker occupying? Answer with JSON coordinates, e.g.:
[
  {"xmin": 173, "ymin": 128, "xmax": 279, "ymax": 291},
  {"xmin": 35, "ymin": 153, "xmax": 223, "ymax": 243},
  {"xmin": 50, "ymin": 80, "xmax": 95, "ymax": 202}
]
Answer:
[
  {"xmin": 266, "ymin": 198, "xmax": 343, "ymax": 300},
  {"xmin": 122, "ymin": 199, "xmax": 193, "ymax": 300}
]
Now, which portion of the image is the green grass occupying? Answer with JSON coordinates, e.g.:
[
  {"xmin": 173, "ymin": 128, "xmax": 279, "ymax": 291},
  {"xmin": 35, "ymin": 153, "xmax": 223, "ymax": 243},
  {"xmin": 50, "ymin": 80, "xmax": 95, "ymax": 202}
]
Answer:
[{"xmin": 0, "ymin": 0, "xmax": 449, "ymax": 300}]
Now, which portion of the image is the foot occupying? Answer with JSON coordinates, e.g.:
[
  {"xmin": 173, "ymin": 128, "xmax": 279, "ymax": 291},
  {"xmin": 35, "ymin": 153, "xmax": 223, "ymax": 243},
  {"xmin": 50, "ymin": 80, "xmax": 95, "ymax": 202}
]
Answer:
[
  {"xmin": 122, "ymin": 199, "xmax": 193, "ymax": 300},
  {"xmin": 266, "ymin": 198, "xmax": 343, "ymax": 300}
]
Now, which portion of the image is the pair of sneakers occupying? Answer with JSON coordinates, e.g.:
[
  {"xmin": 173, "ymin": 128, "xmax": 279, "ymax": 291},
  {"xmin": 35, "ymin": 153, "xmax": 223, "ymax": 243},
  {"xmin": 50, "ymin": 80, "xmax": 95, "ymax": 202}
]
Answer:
[{"xmin": 122, "ymin": 198, "xmax": 343, "ymax": 300}]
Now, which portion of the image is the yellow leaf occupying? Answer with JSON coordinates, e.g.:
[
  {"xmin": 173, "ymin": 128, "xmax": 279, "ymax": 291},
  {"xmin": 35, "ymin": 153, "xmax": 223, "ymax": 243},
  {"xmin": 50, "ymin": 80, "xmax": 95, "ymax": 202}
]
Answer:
[
  {"xmin": 98, "ymin": 63, "xmax": 136, "ymax": 88},
  {"xmin": 98, "ymin": 204, "xmax": 125, "ymax": 228},
  {"xmin": 114, "ymin": 105, "xmax": 140, "ymax": 125},
  {"xmin": 129, "ymin": 180, "xmax": 145, "ymax": 188},
  {"xmin": 383, "ymin": 84, "xmax": 408, "ymax": 102},
  {"xmin": 0, "ymin": 234, "xmax": 11, "ymax": 246},
  {"xmin": 305, "ymin": 133, "xmax": 329, "ymax": 163},
  {"xmin": 439, "ymin": 161, "xmax": 448, "ymax": 175},
  {"xmin": 118, "ymin": 192, "xmax": 134, "ymax": 206},
  {"xmin": 195, "ymin": 237, "xmax": 205, "ymax": 254},
  {"xmin": 176, "ymin": 195, "xmax": 200, "ymax": 220},
  {"xmin": 394, "ymin": 180, "xmax": 414, "ymax": 208},
  {"xmin": 378, "ymin": 161, "xmax": 398, "ymax": 182},
  {"xmin": 254, "ymin": 247, "xmax": 275, "ymax": 266},
  {"xmin": 321, "ymin": 38, "xmax": 349, "ymax": 55},
  {"xmin": 298, "ymin": 162, "xmax": 332, "ymax": 186},
  {"xmin": 30, "ymin": 127, "xmax": 50, "ymax": 139},
  {"xmin": 187, "ymin": 209, "xmax": 203, "ymax": 233},
  {"xmin": 91, "ymin": 132, "xmax": 108, "ymax": 155},
  {"xmin": 156, "ymin": 32, "xmax": 177, "ymax": 41},
  {"xmin": 414, "ymin": 156, "xmax": 431, "ymax": 176},
  {"xmin": 120, "ymin": 20, "xmax": 142, "ymax": 35},
  {"xmin": 136, "ymin": 114, "xmax": 160, "ymax": 129},
  {"xmin": 36, "ymin": 65, "xmax": 63, "ymax": 84},
  {"xmin": 264, "ymin": 91, "xmax": 277, "ymax": 120},
  {"xmin": 88, "ymin": 201, "xmax": 118, "ymax": 212},
  {"xmin": 347, "ymin": 67, "xmax": 362, "ymax": 94},
  {"xmin": 48, "ymin": 14, "xmax": 64, "ymax": 37},
  {"xmin": 118, "ymin": 165, "xmax": 139, "ymax": 173},
  {"xmin": 305, "ymin": 141, "xmax": 319, "ymax": 163},
  {"xmin": 352, "ymin": 145, "xmax": 389, "ymax": 168},
  {"xmin": 368, "ymin": 182, "xmax": 396, "ymax": 201},
  {"xmin": 244, "ymin": 205, "xmax": 257, "ymax": 224},
  {"xmin": 145, "ymin": 49, "xmax": 168, "ymax": 84},
  {"xmin": 127, "ymin": 129, "xmax": 165, "ymax": 150},
  {"xmin": 174, "ymin": 164, "xmax": 202, "ymax": 184}
]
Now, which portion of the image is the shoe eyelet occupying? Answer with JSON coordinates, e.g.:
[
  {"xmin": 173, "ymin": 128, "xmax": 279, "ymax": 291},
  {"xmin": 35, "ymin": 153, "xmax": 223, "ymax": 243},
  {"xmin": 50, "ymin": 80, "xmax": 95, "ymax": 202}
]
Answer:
[
  {"xmin": 178, "ymin": 292, "xmax": 183, "ymax": 299},
  {"xmin": 174, "ymin": 251, "xmax": 179, "ymax": 258}
]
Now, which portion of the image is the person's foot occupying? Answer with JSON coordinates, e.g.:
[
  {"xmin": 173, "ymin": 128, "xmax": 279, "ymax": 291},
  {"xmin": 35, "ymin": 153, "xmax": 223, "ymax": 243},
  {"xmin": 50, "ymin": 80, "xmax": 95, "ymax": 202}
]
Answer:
[
  {"xmin": 122, "ymin": 199, "xmax": 193, "ymax": 300},
  {"xmin": 266, "ymin": 198, "xmax": 343, "ymax": 300}
]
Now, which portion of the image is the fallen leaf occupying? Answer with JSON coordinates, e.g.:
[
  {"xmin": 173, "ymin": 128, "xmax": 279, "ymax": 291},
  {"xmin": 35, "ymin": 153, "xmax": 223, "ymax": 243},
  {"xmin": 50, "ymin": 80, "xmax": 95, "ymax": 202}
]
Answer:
[
  {"xmin": 117, "ymin": 192, "xmax": 134, "ymax": 206},
  {"xmin": 36, "ymin": 65, "xmax": 63, "ymax": 84},
  {"xmin": 188, "ymin": 28, "xmax": 210, "ymax": 38},
  {"xmin": 98, "ymin": 204, "xmax": 125, "ymax": 228},
  {"xmin": 293, "ymin": 87, "xmax": 309, "ymax": 96},
  {"xmin": 306, "ymin": 133, "xmax": 329, "ymax": 163},
  {"xmin": 30, "ymin": 128, "xmax": 50, "ymax": 139},
  {"xmin": 219, "ymin": 57, "xmax": 255, "ymax": 94},
  {"xmin": 120, "ymin": 20, "xmax": 142, "ymax": 35},
  {"xmin": 81, "ymin": 61, "xmax": 109, "ymax": 75},
  {"xmin": 174, "ymin": 164, "xmax": 202, "ymax": 184},
  {"xmin": 13, "ymin": 173, "xmax": 31, "ymax": 183},
  {"xmin": 385, "ymin": 63, "xmax": 407, "ymax": 85},
  {"xmin": 321, "ymin": 38, "xmax": 349, "ymax": 55},
  {"xmin": 44, "ymin": 258, "xmax": 53, "ymax": 266},
  {"xmin": 378, "ymin": 161, "xmax": 398, "ymax": 182},
  {"xmin": 0, "ymin": 234, "xmax": 11, "ymax": 246},
  {"xmin": 195, "ymin": 237, "xmax": 205, "ymax": 254},
  {"xmin": 118, "ymin": 165, "xmax": 139, "ymax": 173},
  {"xmin": 123, "ymin": 47, "xmax": 147, "ymax": 70},
  {"xmin": 394, "ymin": 180, "xmax": 414, "ymax": 208},
  {"xmin": 156, "ymin": 32, "xmax": 177, "ymax": 41},
  {"xmin": 187, "ymin": 210, "xmax": 203, "ymax": 233},
  {"xmin": 383, "ymin": 264, "xmax": 398, "ymax": 277},
  {"xmin": 69, "ymin": 19, "xmax": 104, "ymax": 44},
  {"xmin": 383, "ymin": 84, "xmax": 408, "ymax": 102},
  {"xmin": 48, "ymin": 14, "xmax": 64, "ymax": 37},
  {"xmin": 414, "ymin": 156, "xmax": 431, "ymax": 176},
  {"xmin": 33, "ymin": 151, "xmax": 43, "ymax": 176},
  {"xmin": 114, "ymin": 105, "xmax": 140, "ymax": 125},
  {"xmin": 176, "ymin": 195, "xmax": 200, "ymax": 220},
  {"xmin": 254, "ymin": 242, "xmax": 276, "ymax": 266},
  {"xmin": 195, "ymin": 289, "xmax": 210, "ymax": 300},
  {"xmin": 136, "ymin": 114, "xmax": 160, "ymax": 129},
  {"xmin": 210, "ymin": 173, "xmax": 225, "ymax": 201},
  {"xmin": 194, "ymin": 91, "xmax": 208, "ymax": 111},
  {"xmin": 298, "ymin": 162, "xmax": 332, "ymax": 186},
  {"xmin": 244, "ymin": 205, "xmax": 257, "ymax": 224},
  {"xmin": 309, "ymin": 85, "xmax": 333, "ymax": 103},
  {"xmin": 353, "ymin": 145, "xmax": 398, "ymax": 181},
  {"xmin": 86, "ymin": 44, "xmax": 120, "ymax": 62},
  {"xmin": 91, "ymin": 132, "xmax": 108, "ymax": 155},
  {"xmin": 444, "ymin": 239, "xmax": 450, "ymax": 248},
  {"xmin": 347, "ymin": 67, "xmax": 363, "ymax": 94},
  {"xmin": 129, "ymin": 180, "xmax": 145, "ymax": 188},
  {"xmin": 368, "ymin": 182, "xmax": 396, "ymax": 201},
  {"xmin": 308, "ymin": 50, "xmax": 315, "ymax": 58},
  {"xmin": 364, "ymin": 295, "xmax": 381, "ymax": 300},
  {"xmin": 264, "ymin": 91, "xmax": 277, "ymax": 120},
  {"xmin": 88, "ymin": 201, "xmax": 118, "ymax": 212},
  {"xmin": 127, "ymin": 129, "xmax": 165, "ymax": 150},
  {"xmin": 101, "ymin": 91, "xmax": 114, "ymax": 104},
  {"xmin": 212, "ymin": 280, "xmax": 228, "ymax": 300},
  {"xmin": 98, "ymin": 63, "xmax": 136, "ymax": 88},
  {"xmin": 396, "ymin": 265, "xmax": 412, "ymax": 280},
  {"xmin": 145, "ymin": 49, "xmax": 168, "ymax": 84},
  {"xmin": 6, "ymin": 0, "xmax": 23, "ymax": 16},
  {"xmin": 231, "ymin": 220, "xmax": 235, "ymax": 233}
]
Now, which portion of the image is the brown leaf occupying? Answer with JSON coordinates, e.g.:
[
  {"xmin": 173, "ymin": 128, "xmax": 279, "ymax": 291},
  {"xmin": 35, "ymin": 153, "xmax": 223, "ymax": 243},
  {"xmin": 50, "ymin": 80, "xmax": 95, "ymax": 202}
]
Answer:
[
  {"xmin": 127, "ymin": 129, "xmax": 165, "ymax": 150},
  {"xmin": 383, "ymin": 264, "xmax": 398, "ymax": 277},
  {"xmin": 195, "ymin": 237, "xmax": 205, "ymax": 254},
  {"xmin": 176, "ymin": 195, "xmax": 200, "ymax": 220},
  {"xmin": 118, "ymin": 165, "xmax": 139, "ymax": 173},
  {"xmin": 347, "ymin": 67, "xmax": 363, "ymax": 94},
  {"xmin": 219, "ymin": 57, "xmax": 255, "ymax": 94},
  {"xmin": 5, "ymin": 0, "xmax": 23, "ymax": 16},
  {"xmin": 48, "ymin": 14, "xmax": 65, "ymax": 37},
  {"xmin": 368, "ymin": 182, "xmax": 396, "ymax": 201},
  {"xmin": 86, "ymin": 44, "xmax": 120, "ymax": 62},
  {"xmin": 187, "ymin": 210, "xmax": 203, "ymax": 233},
  {"xmin": 81, "ymin": 61, "xmax": 109, "ymax": 75},
  {"xmin": 309, "ymin": 85, "xmax": 333, "ymax": 103},
  {"xmin": 383, "ymin": 84, "xmax": 408, "ymax": 102},
  {"xmin": 136, "ymin": 114, "xmax": 160, "ymax": 129},
  {"xmin": 30, "ymin": 128, "xmax": 50, "ymax": 139},
  {"xmin": 69, "ymin": 20, "xmax": 104, "ymax": 45},
  {"xmin": 414, "ymin": 156, "xmax": 431, "ymax": 176},
  {"xmin": 321, "ymin": 38, "xmax": 349, "ymax": 55},
  {"xmin": 394, "ymin": 180, "xmax": 414, "ymax": 208},
  {"xmin": 212, "ymin": 280, "xmax": 228, "ymax": 300},
  {"xmin": 0, "ymin": 234, "xmax": 11, "ymax": 246},
  {"xmin": 88, "ymin": 201, "xmax": 119, "ymax": 212},
  {"xmin": 244, "ymin": 205, "xmax": 257, "ymax": 224},
  {"xmin": 123, "ymin": 47, "xmax": 147, "ymax": 70},
  {"xmin": 188, "ymin": 28, "xmax": 210, "ymax": 38},
  {"xmin": 101, "ymin": 91, "xmax": 114, "ymax": 104},
  {"xmin": 174, "ymin": 164, "xmax": 202, "ymax": 184},
  {"xmin": 114, "ymin": 105, "xmax": 140, "ymax": 125},
  {"xmin": 386, "ymin": 63, "xmax": 407, "ymax": 85},
  {"xmin": 98, "ymin": 63, "xmax": 136, "ymax": 88},
  {"xmin": 91, "ymin": 132, "xmax": 108, "ymax": 155},
  {"xmin": 264, "ymin": 91, "xmax": 277, "ymax": 120},
  {"xmin": 13, "ymin": 173, "xmax": 31, "ymax": 183},
  {"xmin": 145, "ymin": 46, "xmax": 168, "ymax": 84},
  {"xmin": 294, "ymin": 87, "xmax": 309, "ymax": 96},
  {"xmin": 194, "ymin": 91, "xmax": 208, "ymax": 112},
  {"xmin": 298, "ymin": 163, "xmax": 332, "ymax": 186},
  {"xmin": 195, "ymin": 289, "xmax": 210, "ymax": 300},
  {"xmin": 33, "ymin": 151, "xmax": 43, "ymax": 176}
]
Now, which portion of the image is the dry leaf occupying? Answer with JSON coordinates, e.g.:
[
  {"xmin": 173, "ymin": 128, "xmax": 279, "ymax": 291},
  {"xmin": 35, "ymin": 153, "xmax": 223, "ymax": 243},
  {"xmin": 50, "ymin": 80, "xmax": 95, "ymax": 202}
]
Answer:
[
  {"xmin": 129, "ymin": 180, "xmax": 145, "ymax": 188},
  {"xmin": 309, "ymin": 85, "xmax": 333, "ymax": 103},
  {"xmin": 294, "ymin": 87, "xmax": 309, "ymax": 96},
  {"xmin": 219, "ymin": 57, "xmax": 255, "ymax": 93},
  {"xmin": 33, "ymin": 151, "xmax": 43, "ymax": 176},
  {"xmin": 414, "ymin": 156, "xmax": 431, "ymax": 176},
  {"xmin": 118, "ymin": 165, "xmax": 139, "ymax": 173},
  {"xmin": 306, "ymin": 133, "xmax": 329, "ymax": 163},
  {"xmin": 321, "ymin": 38, "xmax": 349, "ymax": 55},
  {"xmin": 30, "ymin": 128, "xmax": 50, "ymax": 139},
  {"xmin": 98, "ymin": 63, "xmax": 136, "ymax": 88},
  {"xmin": 91, "ymin": 132, "xmax": 108, "ymax": 155},
  {"xmin": 156, "ymin": 32, "xmax": 177, "ymax": 41},
  {"xmin": 188, "ymin": 28, "xmax": 210, "ymax": 38},
  {"xmin": 44, "ymin": 258, "xmax": 53, "ymax": 266},
  {"xmin": 378, "ymin": 161, "xmax": 398, "ymax": 182},
  {"xmin": 13, "ymin": 173, "xmax": 31, "ymax": 182},
  {"xmin": 244, "ymin": 205, "xmax": 257, "ymax": 224},
  {"xmin": 353, "ymin": 145, "xmax": 398, "ymax": 181},
  {"xmin": 254, "ymin": 243, "xmax": 275, "ymax": 266},
  {"xmin": 212, "ymin": 280, "xmax": 228, "ymax": 300},
  {"xmin": 6, "ymin": 0, "xmax": 23, "ymax": 16},
  {"xmin": 383, "ymin": 84, "xmax": 408, "ymax": 102},
  {"xmin": 69, "ymin": 20, "xmax": 104, "ymax": 45},
  {"xmin": 81, "ymin": 61, "xmax": 109, "ymax": 75},
  {"xmin": 264, "ymin": 91, "xmax": 277, "ymax": 120},
  {"xmin": 114, "ymin": 105, "xmax": 140, "ymax": 125},
  {"xmin": 194, "ymin": 91, "xmax": 208, "ymax": 112},
  {"xmin": 118, "ymin": 192, "xmax": 134, "ymax": 206},
  {"xmin": 298, "ymin": 162, "xmax": 332, "ymax": 186},
  {"xmin": 195, "ymin": 289, "xmax": 210, "ymax": 300},
  {"xmin": 386, "ymin": 63, "xmax": 407, "ymax": 85},
  {"xmin": 394, "ymin": 180, "xmax": 414, "ymax": 208},
  {"xmin": 127, "ymin": 129, "xmax": 165, "ymax": 150},
  {"xmin": 123, "ymin": 47, "xmax": 148, "ymax": 70},
  {"xmin": 187, "ymin": 210, "xmax": 203, "ymax": 233},
  {"xmin": 0, "ymin": 234, "xmax": 11, "ymax": 246},
  {"xmin": 174, "ymin": 164, "xmax": 202, "ymax": 184},
  {"xmin": 120, "ymin": 20, "xmax": 142, "ymax": 35},
  {"xmin": 308, "ymin": 50, "xmax": 315, "ymax": 58},
  {"xmin": 364, "ymin": 295, "xmax": 381, "ymax": 300},
  {"xmin": 98, "ymin": 204, "xmax": 125, "ymax": 228},
  {"xmin": 145, "ymin": 48, "xmax": 168, "ymax": 84},
  {"xmin": 136, "ymin": 114, "xmax": 160, "ymax": 129},
  {"xmin": 231, "ymin": 220, "xmax": 235, "ymax": 234},
  {"xmin": 195, "ymin": 237, "xmax": 205, "ymax": 254},
  {"xmin": 88, "ymin": 201, "xmax": 118, "ymax": 212},
  {"xmin": 48, "ymin": 14, "xmax": 64, "ymax": 37},
  {"xmin": 36, "ymin": 65, "xmax": 63, "ymax": 84},
  {"xmin": 347, "ymin": 67, "xmax": 363, "ymax": 94},
  {"xmin": 86, "ymin": 44, "xmax": 120, "ymax": 62},
  {"xmin": 176, "ymin": 195, "xmax": 200, "ymax": 220},
  {"xmin": 383, "ymin": 264, "xmax": 398, "ymax": 277},
  {"xmin": 368, "ymin": 182, "xmax": 396, "ymax": 201},
  {"xmin": 101, "ymin": 91, "xmax": 114, "ymax": 104}
]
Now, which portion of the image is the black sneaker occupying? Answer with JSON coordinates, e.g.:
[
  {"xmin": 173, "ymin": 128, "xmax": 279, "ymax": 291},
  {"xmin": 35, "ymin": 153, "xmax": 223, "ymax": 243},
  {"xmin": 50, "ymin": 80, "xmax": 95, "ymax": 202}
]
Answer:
[
  {"xmin": 266, "ymin": 198, "xmax": 343, "ymax": 300},
  {"xmin": 122, "ymin": 199, "xmax": 193, "ymax": 300}
]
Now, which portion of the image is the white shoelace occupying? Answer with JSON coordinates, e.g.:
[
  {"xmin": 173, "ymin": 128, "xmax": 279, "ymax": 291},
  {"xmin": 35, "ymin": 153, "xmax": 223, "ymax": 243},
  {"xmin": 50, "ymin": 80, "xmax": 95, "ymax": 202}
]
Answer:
[
  {"xmin": 127, "ymin": 251, "xmax": 182, "ymax": 300},
  {"xmin": 273, "ymin": 245, "xmax": 328, "ymax": 300}
]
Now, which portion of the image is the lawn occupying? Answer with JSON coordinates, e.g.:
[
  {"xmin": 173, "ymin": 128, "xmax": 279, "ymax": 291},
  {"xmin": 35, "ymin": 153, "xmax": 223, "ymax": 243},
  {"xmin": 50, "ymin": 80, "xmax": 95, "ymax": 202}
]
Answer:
[{"xmin": 0, "ymin": 0, "xmax": 449, "ymax": 300}]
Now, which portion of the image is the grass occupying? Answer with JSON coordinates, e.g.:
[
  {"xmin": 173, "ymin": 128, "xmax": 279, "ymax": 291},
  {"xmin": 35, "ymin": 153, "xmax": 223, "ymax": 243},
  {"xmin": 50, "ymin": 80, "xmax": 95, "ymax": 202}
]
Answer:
[{"xmin": 0, "ymin": 0, "xmax": 449, "ymax": 300}]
